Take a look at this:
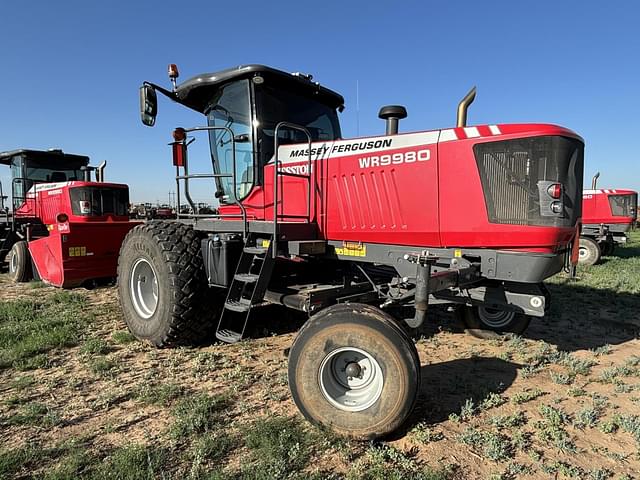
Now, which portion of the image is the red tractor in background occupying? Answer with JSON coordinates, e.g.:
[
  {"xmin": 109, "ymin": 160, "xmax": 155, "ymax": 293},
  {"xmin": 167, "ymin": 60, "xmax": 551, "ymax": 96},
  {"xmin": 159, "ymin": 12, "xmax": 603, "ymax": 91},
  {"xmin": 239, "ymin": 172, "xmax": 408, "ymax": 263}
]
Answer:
[
  {"xmin": 118, "ymin": 64, "xmax": 584, "ymax": 438},
  {"xmin": 578, "ymin": 172, "xmax": 638, "ymax": 265},
  {"xmin": 0, "ymin": 149, "xmax": 137, "ymax": 288}
]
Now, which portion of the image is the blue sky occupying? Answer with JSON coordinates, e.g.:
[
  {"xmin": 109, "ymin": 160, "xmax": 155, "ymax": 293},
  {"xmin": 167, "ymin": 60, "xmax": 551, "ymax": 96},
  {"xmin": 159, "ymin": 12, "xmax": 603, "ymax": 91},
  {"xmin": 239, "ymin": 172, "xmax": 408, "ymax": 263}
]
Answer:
[{"xmin": 1, "ymin": 0, "xmax": 639, "ymax": 204}]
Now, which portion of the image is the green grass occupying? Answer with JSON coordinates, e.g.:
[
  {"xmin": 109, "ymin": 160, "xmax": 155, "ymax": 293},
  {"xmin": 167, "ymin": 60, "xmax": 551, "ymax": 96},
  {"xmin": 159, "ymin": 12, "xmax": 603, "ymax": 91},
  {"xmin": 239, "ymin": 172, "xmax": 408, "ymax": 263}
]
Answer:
[
  {"xmin": 171, "ymin": 393, "xmax": 230, "ymax": 438},
  {"xmin": 346, "ymin": 443, "xmax": 454, "ymax": 480},
  {"xmin": 91, "ymin": 445, "xmax": 166, "ymax": 480},
  {"xmin": 6, "ymin": 401, "xmax": 62, "ymax": 427},
  {"xmin": 241, "ymin": 416, "xmax": 315, "ymax": 479},
  {"xmin": 134, "ymin": 382, "xmax": 186, "ymax": 406},
  {"xmin": 0, "ymin": 291, "xmax": 90, "ymax": 370},
  {"xmin": 111, "ymin": 330, "xmax": 137, "ymax": 344},
  {"xmin": 81, "ymin": 337, "xmax": 110, "ymax": 355}
]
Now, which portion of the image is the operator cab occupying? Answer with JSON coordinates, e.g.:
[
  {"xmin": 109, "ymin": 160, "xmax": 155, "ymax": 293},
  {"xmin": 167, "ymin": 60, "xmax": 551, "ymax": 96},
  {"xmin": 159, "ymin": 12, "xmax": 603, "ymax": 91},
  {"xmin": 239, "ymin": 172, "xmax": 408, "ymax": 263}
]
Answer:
[
  {"xmin": 0, "ymin": 149, "xmax": 89, "ymax": 210},
  {"xmin": 140, "ymin": 65, "xmax": 344, "ymax": 204}
]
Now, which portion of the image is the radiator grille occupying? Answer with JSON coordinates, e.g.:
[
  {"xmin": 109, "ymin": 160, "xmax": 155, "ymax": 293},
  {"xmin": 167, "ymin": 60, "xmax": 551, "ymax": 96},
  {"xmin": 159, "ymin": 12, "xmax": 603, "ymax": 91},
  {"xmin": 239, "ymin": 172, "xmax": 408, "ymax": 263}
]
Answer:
[{"xmin": 474, "ymin": 136, "xmax": 584, "ymax": 227}]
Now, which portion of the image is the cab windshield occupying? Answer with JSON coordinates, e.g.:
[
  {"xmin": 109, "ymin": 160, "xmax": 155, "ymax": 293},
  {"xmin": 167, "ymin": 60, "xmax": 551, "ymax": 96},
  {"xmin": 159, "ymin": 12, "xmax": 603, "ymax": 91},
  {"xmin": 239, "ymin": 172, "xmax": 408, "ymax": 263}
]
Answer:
[
  {"xmin": 11, "ymin": 156, "xmax": 85, "ymax": 209},
  {"xmin": 206, "ymin": 80, "xmax": 253, "ymax": 203}
]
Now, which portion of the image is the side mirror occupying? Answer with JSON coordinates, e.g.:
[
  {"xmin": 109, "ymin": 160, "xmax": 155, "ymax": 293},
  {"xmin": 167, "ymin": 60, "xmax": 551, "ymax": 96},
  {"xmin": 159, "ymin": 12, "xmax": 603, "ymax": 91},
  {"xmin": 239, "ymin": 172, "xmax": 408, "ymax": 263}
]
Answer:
[{"xmin": 140, "ymin": 84, "xmax": 158, "ymax": 126}]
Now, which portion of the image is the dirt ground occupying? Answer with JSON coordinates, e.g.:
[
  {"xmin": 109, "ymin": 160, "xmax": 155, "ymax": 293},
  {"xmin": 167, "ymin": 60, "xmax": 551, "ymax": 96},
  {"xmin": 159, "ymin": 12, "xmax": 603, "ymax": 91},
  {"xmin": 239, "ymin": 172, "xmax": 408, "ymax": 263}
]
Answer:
[{"xmin": 1, "ymin": 240, "xmax": 640, "ymax": 479}]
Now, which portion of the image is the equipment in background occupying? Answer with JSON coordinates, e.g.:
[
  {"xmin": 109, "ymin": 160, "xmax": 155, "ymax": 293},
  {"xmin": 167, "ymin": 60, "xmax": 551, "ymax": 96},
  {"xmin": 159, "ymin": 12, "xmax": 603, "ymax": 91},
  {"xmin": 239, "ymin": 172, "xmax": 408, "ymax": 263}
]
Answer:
[
  {"xmin": 579, "ymin": 172, "xmax": 637, "ymax": 265},
  {"xmin": 0, "ymin": 149, "xmax": 138, "ymax": 287}
]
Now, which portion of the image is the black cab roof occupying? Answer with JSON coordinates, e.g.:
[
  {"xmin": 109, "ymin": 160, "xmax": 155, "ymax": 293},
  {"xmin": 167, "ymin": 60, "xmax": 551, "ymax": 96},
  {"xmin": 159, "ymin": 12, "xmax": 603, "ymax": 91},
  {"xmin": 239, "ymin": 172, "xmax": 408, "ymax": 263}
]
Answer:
[
  {"xmin": 174, "ymin": 64, "xmax": 345, "ymax": 113},
  {"xmin": 0, "ymin": 149, "xmax": 90, "ymax": 167}
]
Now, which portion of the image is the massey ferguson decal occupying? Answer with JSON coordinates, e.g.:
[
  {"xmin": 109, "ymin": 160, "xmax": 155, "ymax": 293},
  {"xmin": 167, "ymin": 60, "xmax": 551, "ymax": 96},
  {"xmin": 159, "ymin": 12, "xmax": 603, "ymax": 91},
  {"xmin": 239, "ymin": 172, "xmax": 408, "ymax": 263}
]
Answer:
[
  {"xmin": 289, "ymin": 139, "xmax": 392, "ymax": 158},
  {"xmin": 277, "ymin": 131, "xmax": 440, "ymax": 167}
]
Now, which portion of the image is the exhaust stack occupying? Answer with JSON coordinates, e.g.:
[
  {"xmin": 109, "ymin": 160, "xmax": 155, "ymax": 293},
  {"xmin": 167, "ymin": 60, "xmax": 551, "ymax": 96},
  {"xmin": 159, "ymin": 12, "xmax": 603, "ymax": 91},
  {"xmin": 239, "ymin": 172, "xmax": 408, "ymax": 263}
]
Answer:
[
  {"xmin": 97, "ymin": 161, "xmax": 107, "ymax": 183},
  {"xmin": 591, "ymin": 172, "xmax": 600, "ymax": 189},
  {"xmin": 378, "ymin": 105, "xmax": 407, "ymax": 135},
  {"xmin": 456, "ymin": 87, "xmax": 477, "ymax": 128}
]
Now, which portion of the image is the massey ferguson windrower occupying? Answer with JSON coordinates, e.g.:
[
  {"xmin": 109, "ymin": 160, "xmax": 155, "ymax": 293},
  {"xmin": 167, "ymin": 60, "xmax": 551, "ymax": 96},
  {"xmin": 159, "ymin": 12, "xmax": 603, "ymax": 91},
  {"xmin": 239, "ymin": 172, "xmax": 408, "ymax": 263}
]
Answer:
[
  {"xmin": 119, "ymin": 64, "xmax": 584, "ymax": 438},
  {"xmin": 0, "ymin": 149, "xmax": 136, "ymax": 287},
  {"xmin": 578, "ymin": 172, "xmax": 637, "ymax": 265}
]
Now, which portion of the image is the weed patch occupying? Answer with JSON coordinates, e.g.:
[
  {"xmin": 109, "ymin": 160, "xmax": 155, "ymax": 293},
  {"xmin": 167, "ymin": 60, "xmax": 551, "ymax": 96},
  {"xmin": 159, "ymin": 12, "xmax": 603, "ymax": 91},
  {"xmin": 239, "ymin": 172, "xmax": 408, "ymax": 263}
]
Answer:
[
  {"xmin": 241, "ymin": 416, "xmax": 314, "ymax": 479},
  {"xmin": 0, "ymin": 292, "xmax": 90, "ymax": 370},
  {"xmin": 171, "ymin": 393, "xmax": 230, "ymax": 438}
]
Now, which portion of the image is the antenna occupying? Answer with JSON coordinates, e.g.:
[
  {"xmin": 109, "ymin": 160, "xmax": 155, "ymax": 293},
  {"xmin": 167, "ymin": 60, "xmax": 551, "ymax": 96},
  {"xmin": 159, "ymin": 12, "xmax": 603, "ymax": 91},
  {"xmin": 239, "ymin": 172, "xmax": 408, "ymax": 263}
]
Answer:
[{"xmin": 356, "ymin": 80, "xmax": 360, "ymax": 137}]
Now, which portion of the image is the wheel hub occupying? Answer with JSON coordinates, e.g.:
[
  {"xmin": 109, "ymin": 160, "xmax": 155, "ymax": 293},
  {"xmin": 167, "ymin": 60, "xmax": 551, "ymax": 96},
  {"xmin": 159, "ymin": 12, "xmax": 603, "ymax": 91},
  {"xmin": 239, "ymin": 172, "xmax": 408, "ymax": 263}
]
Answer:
[
  {"xmin": 130, "ymin": 258, "xmax": 159, "ymax": 319},
  {"xmin": 345, "ymin": 362, "xmax": 362, "ymax": 379},
  {"xmin": 318, "ymin": 347, "xmax": 384, "ymax": 412}
]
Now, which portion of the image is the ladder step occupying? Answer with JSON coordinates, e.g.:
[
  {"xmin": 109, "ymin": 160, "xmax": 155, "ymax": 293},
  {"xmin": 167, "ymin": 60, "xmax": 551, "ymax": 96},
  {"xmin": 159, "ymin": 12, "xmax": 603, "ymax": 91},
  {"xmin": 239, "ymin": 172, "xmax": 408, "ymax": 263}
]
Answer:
[
  {"xmin": 224, "ymin": 298, "xmax": 252, "ymax": 312},
  {"xmin": 243, "ymin": 246, "xmax": 268, "ymax": 255},
  {"xmin": 234, "ymin": 273, "xmax": 259, "ymax": 283},
  {"xmin": 215, "ymin": 329, "xmax": 242, "ymax": 344}
]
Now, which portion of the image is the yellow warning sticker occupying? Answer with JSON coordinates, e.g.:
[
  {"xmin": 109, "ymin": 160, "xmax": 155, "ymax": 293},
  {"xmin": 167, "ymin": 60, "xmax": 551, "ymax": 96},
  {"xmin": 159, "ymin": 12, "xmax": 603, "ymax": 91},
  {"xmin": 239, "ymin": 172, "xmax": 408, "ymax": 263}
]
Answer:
[
  {"xmin": 261, "ymin": 239, "xmax": 271, "ymax": 248},
  {"xmin": 454, "ymin": 249, "xmax": 462, "ymax": 258},
  {"xmin": 335, "ymin": 242, "xmax": 366, "ymax": 257},
  {"xmin": 69, "ymin": 246, "xmax": 87, "ymax": 257}
]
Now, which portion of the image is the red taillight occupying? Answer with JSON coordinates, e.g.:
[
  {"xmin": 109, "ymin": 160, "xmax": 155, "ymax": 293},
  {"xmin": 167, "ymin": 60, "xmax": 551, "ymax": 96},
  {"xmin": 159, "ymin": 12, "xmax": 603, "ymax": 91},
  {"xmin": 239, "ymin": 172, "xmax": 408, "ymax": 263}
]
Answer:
[
  {"xmin": 57, "ymin": 213, "xmax": 69, "ymax": 223},
  {"xmin": 547, "ymin": 183, "xmax": 562, "ymax": 199},
  {"xmin": 172, "ymin": 142, "xmax": 186, "ymax": 167}
]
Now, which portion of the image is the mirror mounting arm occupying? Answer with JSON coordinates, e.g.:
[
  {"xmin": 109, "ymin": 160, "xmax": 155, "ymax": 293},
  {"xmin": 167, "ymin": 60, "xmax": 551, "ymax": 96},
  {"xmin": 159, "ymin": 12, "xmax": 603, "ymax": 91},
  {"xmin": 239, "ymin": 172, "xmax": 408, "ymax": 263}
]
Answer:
[{"xmin": 143, "ymin": 81, "xmax": 178, "ymax": 102}]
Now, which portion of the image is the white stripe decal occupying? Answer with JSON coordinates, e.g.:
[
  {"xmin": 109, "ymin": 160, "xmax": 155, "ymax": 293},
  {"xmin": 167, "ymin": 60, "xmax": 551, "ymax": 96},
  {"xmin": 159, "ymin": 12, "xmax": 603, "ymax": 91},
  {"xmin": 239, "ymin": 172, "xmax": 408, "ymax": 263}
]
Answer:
[
  {"xmin": 439, "ymin": 129, "xmax": 458, "ymax": 142},
  {"xmin": 275, "ymin": 131, "xmax": 440, "ymax": 164},
  {"xmin": 464, "ymin": 127, "xmax": 480, "ymax": 138},
  {"xmin": 489, "ymin": 125, "xmax": 501, "ymax": 135}
]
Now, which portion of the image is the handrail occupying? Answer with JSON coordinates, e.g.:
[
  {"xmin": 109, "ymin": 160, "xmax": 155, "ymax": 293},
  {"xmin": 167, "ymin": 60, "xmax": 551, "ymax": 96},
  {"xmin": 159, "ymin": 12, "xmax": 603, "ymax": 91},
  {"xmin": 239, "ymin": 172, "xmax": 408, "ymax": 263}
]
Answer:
[
  {"xmin": 175, "ymin": 125, "xmax": 248, "ymax": 238},
  {"xmin": 272, "ymin": 122, "xmax": 313, "ymax": 258}
]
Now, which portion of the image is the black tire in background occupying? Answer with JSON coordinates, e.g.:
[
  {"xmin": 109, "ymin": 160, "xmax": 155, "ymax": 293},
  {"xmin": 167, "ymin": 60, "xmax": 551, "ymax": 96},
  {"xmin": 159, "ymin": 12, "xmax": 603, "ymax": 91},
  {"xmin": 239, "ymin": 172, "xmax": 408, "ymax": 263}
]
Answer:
[
  {"xmin": 117, "ymin": 221, "xmax": 221, "ymax": 347},
  {"xmin": 578, "ymin": 236, "xmax": 601, "ymax": 266},
  {"xmin": 458, "ymin": 305, "xmax": 531, "ymax": 340},
  {"xmin": 7, "ymin": 241, "xmax": 32, "ymax": 283},
  {"xmin": 288, "ymin": 303, "xmax": 420, "ymax": 440},
  {"xmin": 598, "ymin": 239, "xmax": 615, "ymax": 257}
]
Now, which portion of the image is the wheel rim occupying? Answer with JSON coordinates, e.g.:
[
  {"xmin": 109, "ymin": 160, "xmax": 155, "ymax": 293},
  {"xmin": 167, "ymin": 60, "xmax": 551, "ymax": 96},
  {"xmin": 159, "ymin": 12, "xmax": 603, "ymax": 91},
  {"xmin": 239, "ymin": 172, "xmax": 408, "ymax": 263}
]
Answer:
[
  {"xmin": 477, "ymin": 307, "xmax": 515, "ymax": 329},
  {"xmin": 130, "ymin": 258, "xmax": 159, "ymax": 319},
  {"xmin": 318, "ymin": 347, "xmax": 384, "ymax": 412},
  {"xmin": 9, "ymin": 250, "xmax": 17, "ymax": 274}
]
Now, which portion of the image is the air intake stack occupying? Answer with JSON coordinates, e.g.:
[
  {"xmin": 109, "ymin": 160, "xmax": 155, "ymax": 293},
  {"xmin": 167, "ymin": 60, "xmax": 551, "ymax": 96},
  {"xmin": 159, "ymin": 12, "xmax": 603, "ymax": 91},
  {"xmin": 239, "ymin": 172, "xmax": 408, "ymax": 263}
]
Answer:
[{"xmin": 378, "ymin": 105, "xmax": 407, "ymax": 135}]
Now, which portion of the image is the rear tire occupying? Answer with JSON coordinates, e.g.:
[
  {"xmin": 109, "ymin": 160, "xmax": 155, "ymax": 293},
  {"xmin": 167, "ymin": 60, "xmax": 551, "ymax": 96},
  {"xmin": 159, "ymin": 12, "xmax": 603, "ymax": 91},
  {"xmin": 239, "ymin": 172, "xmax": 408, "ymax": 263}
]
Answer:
[
  {"xmin": 8, "ymin": 241, "xmax": 32, "ymax": 283},
  {"xmin": 458, "ymin": 305, "xmax": 531, "ymax": 339},
  {"xmin": 288, "ymin": 303, "xmax": 420, "ymax": 439},
  {"xmin": 578, "ymin": 236, "xmax": 601, "ymax": 265},
  {"xmin": 117, "ymin": 221, "xmax": 221, "ymax": 347}
]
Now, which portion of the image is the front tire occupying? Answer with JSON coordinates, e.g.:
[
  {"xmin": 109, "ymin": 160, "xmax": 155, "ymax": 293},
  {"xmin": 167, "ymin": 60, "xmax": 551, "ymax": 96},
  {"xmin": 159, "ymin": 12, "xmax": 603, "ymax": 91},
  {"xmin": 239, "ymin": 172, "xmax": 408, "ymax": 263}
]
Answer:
[
  {"xmin": 458, "ymin": 305, "xmax": 531, "ymax": 339},
  {"xmin": 117, "ymin": 221, "xmax": 220, "ymax": 347},
  {"xmin": 8, "ymin": 241, "xmax": 32, "ymax": 283},
  {"xmin": 288, "ymin": 303, "xmax": 420, "ymax": 439},
  {"xmin": 578, "ymin": 236, "xmax": 601, "ymax": 265}
]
